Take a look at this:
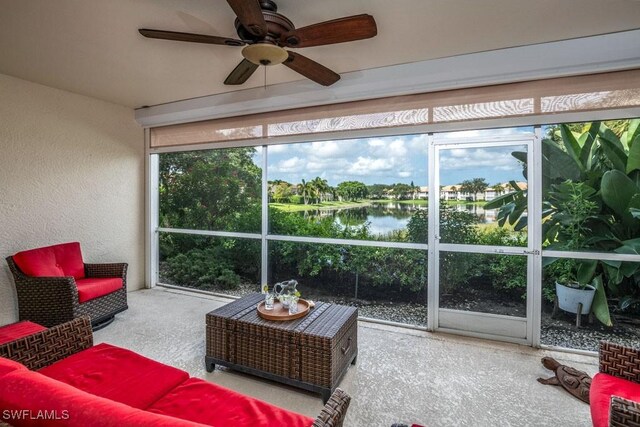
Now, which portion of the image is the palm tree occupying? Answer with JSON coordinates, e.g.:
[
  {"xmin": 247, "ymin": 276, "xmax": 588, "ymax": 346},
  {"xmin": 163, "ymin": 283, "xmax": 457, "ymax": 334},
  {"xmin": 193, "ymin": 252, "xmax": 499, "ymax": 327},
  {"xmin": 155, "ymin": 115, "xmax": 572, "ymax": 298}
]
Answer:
[
  {"xmin": 493, "ymin": 183, "xmax": 505, "ymax": 195},
  {"xmin": 297, "ymin": 179, "xmax": 311, "ymax": 205},
  {"xmin": 311, "ymin": 177, "xmax": 329, "ymax": 203}
]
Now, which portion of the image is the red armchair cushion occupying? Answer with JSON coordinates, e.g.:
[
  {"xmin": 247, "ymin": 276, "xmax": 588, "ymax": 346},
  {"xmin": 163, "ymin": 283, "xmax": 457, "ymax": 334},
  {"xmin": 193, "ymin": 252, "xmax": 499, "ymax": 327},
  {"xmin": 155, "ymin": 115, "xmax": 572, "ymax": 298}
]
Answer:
[
  {"xmin": 590, "ymin": 372, "xmax": 640, "ymax": 427},
  {"xmin": 0, "ymin": 357, "xmax": 27, "ymax": 378},
  {"xmin": 39, "ymin": 343, "xmax": 189, "ymax": 410},
  {"xmin": 13, "ymin": 242, "xmax": 85, "ymax": 280},
  {"xmin": 0, "ymin": 321, "xmax": 46, "ymax": 345},
  {"xmin": 0, "ymin": 368, "xmax": 207, "ymax": 427},
  {"xmin": 148, "ymin": 377, "xmax": 315, "ymax": 427},
  {"xmin": 75, "ymin": 278, "xmax": 123, "ymax": 302}
]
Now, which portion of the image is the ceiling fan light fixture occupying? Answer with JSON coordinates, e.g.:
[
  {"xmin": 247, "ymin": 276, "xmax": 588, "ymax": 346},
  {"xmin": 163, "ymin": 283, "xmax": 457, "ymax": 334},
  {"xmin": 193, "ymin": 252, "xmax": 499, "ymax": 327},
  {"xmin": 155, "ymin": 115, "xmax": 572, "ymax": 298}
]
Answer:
[{"xmin": 242, "ymin": 43, "xmax": 288, "ymax": 66}]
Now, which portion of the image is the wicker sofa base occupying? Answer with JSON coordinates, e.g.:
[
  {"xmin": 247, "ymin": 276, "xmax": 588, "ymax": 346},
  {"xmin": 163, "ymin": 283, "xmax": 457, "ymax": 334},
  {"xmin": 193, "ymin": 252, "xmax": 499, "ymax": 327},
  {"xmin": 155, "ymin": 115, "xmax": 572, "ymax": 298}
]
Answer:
[{"xmin": 206, "ymin": 293, "xmax": 358, "ymax": 403}]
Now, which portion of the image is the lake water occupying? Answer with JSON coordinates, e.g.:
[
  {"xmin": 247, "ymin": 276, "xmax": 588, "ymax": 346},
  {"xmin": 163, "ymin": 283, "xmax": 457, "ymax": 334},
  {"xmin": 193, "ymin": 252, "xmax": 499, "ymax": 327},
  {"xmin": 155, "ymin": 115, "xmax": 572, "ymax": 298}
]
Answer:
[{"xmin": 300, "ymin": 202, "xmax": 499, "ymax": 236}]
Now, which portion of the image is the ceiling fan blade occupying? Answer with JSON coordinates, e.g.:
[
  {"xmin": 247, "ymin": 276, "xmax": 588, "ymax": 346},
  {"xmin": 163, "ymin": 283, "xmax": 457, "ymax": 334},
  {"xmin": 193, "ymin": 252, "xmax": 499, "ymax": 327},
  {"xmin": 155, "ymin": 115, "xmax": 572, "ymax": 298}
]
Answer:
[
  {"xmin": 139, "ymin": 29, "xmax": 245, "ymax": 46},
  {"xmin": 227, "ymin": 0, "xmax": 268, "ymax": 37},
  {"xmin": 224, "ymin": 59, "xmax": 259, "ymax": 85},
  {"xmin": 281, "ymin": 14, "xmax": 377, "ymax": 48},
  {"xmin": 283, "ymin": 52, "xmax": 340, "ymax": 86}
]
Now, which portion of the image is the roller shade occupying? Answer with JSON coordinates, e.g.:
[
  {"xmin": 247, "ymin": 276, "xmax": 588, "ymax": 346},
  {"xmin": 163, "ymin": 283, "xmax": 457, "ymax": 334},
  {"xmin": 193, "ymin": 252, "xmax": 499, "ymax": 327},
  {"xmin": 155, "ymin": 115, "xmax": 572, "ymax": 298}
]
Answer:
[{"xmin": 150, "ymin": 69, "xmax": 640, "ymax": 148}]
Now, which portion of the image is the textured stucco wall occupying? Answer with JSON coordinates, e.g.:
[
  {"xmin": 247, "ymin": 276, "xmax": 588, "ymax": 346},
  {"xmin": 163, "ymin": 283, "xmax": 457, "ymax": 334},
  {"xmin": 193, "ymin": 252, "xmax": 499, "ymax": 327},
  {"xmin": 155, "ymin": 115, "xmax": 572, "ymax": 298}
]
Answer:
[{"xmin": 0, "ymin": 74, "xmax": 144, "ymax": 325}]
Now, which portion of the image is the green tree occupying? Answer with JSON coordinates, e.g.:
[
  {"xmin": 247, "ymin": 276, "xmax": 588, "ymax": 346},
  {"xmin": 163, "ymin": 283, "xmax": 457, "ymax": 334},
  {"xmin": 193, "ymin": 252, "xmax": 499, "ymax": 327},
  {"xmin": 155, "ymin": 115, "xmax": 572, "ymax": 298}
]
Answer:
[
  {"xmin": 272, "ymin": 181, "xmax": 292, "ymax": 203},
  {"xmin": 336, "ymin": 181, "xmax": 368, "ymax": 201},
  {"xmin": 159, "ymin": 148, "xmax": 261, "ymax": 231}
]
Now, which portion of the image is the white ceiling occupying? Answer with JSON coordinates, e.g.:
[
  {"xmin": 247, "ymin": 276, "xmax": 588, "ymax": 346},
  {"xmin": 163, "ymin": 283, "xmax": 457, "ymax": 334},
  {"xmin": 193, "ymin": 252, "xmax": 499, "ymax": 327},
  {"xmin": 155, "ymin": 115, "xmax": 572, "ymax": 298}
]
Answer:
[{"xmin": 1, "ymin": 0, "xmax": 639, "ymax": 109}]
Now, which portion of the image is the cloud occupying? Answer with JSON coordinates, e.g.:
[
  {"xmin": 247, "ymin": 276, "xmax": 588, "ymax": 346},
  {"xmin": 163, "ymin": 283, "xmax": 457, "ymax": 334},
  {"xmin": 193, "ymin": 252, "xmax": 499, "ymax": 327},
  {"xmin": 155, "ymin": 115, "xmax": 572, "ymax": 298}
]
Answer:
[
  {"xmin": 347, "ymin": 156, "xmax": 394, "ymax": 175},
  {"xmin": 440, "ymin": 147, "xmax": 524, "ymax": 171},
  {"xmin": 310, "ymin": 140, "xmax": 342, "ymax": 157},
  {"xmin": 271, "ymin": 156, "xmax": 305, "ymax": 173},
  {"xmin": 368, "ymin": 139, "xmax": 386, "ymax": 147},
  {"xmin": 388, "ymin": 139, "xmax": 407, "ymax": 157}
]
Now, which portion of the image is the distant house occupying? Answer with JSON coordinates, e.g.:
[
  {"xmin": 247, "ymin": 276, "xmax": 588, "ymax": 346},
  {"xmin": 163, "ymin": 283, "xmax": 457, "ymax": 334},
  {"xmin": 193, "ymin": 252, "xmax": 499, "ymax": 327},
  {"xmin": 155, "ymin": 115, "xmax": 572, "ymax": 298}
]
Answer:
[{"xmin": 417, "ymin": 186, "xmax": 428, "ymax": 199}]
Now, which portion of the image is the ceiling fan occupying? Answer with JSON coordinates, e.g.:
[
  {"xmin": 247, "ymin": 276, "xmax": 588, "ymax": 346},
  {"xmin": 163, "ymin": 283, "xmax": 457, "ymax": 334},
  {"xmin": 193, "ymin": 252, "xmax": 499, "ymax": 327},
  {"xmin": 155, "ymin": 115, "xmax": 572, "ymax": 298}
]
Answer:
[{"xmin": 139, "ymin": 0, "xmax": 377, "ymax": 86}]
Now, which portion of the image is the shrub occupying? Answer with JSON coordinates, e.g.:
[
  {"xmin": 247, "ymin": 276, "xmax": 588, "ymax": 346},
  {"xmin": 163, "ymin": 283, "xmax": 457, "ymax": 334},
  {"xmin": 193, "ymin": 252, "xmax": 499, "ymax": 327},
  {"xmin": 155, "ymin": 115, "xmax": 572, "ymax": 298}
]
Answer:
[{"xmin": 164, "ymin": 247, "xmax": 240, "ymax": 290}]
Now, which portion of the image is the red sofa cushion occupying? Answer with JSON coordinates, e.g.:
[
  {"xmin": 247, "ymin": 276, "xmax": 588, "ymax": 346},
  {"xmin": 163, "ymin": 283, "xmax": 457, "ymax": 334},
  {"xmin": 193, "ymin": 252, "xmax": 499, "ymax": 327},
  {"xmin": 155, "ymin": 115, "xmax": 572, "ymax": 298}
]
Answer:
[
  {"xmin": 75, "ymin": 278, "xmax": 123, "ymax": 302},
  {"xmin": 13, "ymin": 242, "xmax": 85, "ymax": 280},
  {"xmin": 0, "ymin": 368, "xmax": 207, "ymax": 427},
  {"xmin": 0, "ymin": 357, "xmax": 27, "ymax": 378},
  {"xmin": 591, "ymin": 372, "xmax": 640, "ymax": 427},
  {"xmin": 148, "ymin": 377, "xmax": 315, "ymax": 427},
  {"xmin": 39, "ymin": 343, "xmax": 189, "ymax": 410},
  {"xmin": 0, "ymin": 321, "xmax": 46, "ymax": 345}
]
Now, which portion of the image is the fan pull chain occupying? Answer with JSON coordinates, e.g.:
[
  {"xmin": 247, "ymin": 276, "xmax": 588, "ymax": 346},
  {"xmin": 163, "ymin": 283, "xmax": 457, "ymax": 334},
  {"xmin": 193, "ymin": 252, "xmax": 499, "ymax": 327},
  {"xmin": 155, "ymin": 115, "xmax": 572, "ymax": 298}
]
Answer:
[{"xmin": 264, "ymin": 66, "xmax": 267, "ymax": 90}]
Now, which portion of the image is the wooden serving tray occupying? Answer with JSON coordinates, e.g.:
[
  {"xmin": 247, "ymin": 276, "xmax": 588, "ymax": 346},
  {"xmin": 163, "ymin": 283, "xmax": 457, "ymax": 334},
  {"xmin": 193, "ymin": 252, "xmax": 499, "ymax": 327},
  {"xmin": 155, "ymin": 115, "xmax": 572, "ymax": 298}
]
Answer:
[{"xmin": 257, "ymin": 299, "xmax": 312, "ymax": 321}]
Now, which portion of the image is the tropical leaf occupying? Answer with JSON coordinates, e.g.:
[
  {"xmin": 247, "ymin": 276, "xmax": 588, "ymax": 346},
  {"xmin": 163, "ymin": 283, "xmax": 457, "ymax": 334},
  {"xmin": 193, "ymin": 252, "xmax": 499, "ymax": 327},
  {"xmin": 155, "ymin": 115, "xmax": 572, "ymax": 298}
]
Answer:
[
  {"xmin": 560, "ymin": 125, "xmax": 584, "ymax": 171},
  {"xmin": 541, "ymin": 138, "xmax": 581, "ymax": 182},
  {"xmin": 615, "ymin": 237, "xmax": 640, "ymax": 255},
  {"xmin": 591, "ymin": 275, "xmax": 612, "ymax": 326},
  {"xmin": 620, "ymin": 261, "xmax": 640, "ymax": 278},
  {"xmin": 627, "ymin": 135, "xmax": 640, "ymax": 174},
  {"xmin": 601, "ymin": 170, "xmax": 639, "ymax": 219},
  {"xmin": 484, "ymin": 192, "xmax": 516, "ymax": 209},
  {"xmin": 599, "ymin": 129, "xmax": 628, "ymax": 172},
  {"xmin": 579, "ymin": 122, "xmax": 599, "ymax": 168},
  {"xmin": 626, "ymin": 119, "xmax": 640, "ymax": 148},
  {"xmin": 577, "ymin": 259, "xmax": 597, "ymax": 284},
  {"xmin": 512, "ymin": 151, "xmax": 527, "ymax": 163},
  {"xmin": 514, "ymin": 215, "xmax": 528, "ymax": 231}
]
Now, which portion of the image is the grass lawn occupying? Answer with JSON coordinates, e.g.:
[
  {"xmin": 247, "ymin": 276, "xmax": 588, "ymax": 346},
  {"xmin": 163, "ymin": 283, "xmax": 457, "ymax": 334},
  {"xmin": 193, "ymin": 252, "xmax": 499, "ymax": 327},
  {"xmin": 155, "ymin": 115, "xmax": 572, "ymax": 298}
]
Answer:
[{"xmin": 269, "ymin": 200, "xmax": 373, "ymax": 212}]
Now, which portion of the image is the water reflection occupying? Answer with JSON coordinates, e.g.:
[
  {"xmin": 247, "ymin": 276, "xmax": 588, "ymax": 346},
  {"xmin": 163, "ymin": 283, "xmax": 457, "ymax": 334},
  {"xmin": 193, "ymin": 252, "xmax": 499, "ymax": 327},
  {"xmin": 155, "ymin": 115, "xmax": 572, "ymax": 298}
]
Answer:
[
  {"xmin": 450, "ymin": 204, "xmax": 498, "ymax": 223},
  {"xmin": 297, "ymin": 202, "xmax": 500, "ymax": 236}
]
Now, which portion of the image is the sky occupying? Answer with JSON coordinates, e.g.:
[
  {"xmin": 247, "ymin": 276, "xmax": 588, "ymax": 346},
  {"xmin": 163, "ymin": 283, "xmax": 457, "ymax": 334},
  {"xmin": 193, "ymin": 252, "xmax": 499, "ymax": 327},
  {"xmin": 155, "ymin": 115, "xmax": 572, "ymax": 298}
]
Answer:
[{"xmin": 260, "ymin": 128, "xmax": 532, "ymax": 187}]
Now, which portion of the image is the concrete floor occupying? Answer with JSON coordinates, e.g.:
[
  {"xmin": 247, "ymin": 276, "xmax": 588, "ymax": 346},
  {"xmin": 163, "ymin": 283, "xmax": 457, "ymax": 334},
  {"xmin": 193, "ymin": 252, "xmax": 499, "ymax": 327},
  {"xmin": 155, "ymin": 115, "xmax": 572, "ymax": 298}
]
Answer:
[{"xmin": 94, "ymin": 287, "xmax": 597, "ymax": 427}]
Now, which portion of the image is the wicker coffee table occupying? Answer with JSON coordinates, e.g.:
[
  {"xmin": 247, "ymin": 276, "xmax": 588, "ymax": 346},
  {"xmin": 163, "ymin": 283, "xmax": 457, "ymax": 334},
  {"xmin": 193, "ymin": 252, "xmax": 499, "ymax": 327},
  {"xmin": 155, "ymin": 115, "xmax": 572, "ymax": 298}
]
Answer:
[{"xmin": 205, "ymin": 293, "xmax": 357, "ymax": 402}]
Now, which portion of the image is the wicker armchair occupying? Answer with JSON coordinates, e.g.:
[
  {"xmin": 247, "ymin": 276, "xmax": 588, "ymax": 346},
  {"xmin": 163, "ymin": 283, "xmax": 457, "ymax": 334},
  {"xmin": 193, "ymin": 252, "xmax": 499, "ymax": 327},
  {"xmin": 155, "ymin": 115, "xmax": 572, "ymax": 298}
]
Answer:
[
  {"xmin": 6, "ymin": 255, "xmax": 128, "ymax": 330},
  {"xmin": 596, "ymin": 342, "xmax": 640, "ymax": 426}
]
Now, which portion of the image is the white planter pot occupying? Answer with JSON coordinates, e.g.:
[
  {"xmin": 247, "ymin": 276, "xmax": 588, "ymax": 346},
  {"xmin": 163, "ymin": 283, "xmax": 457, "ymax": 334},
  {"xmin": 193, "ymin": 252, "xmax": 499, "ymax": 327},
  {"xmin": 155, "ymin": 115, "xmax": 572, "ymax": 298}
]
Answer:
[{"xmin": 556, "ymin": 282, "xmax": 596, "ymax": 314}]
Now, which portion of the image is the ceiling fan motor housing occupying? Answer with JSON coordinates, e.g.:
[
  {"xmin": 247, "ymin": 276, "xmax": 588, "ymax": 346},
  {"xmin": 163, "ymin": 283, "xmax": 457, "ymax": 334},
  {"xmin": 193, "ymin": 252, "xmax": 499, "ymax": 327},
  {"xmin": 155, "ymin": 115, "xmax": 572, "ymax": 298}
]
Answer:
[{"xmin": 234, "ymin": 1, "xmax": 294, "ymax": 45}]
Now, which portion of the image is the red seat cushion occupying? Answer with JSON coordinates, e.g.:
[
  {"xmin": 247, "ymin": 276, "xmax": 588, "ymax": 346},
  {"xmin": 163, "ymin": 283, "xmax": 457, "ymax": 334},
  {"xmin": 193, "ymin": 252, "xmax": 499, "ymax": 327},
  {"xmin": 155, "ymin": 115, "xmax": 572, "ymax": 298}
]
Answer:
[
  {"xmin": 0, "ymin": 369, "xmax": 207, "ymax": 427},
  {"xmin": 148, "ymin": 377, "xmax": 315, "ymax": 427},
  {"xmin": 0, "ymin": 321, "xmax": 46, "ymax": 345},
  {"xmin": 75, "ymin": 278, "xmax": 123, "ymax": 302},
  {"xmin": 0, "ymin": 357, "xmax": 27, "ymax": 378},
  {"xmin": 38, "ymin": 343, "xmax": 189, "ymax": 410},
  {"xmin": 13, "ymin": 242, "xmax": 85, "ymax": 280},
  {"xmin": 591, "ymin": 373, "xmax": 640, "ymax": 427}
]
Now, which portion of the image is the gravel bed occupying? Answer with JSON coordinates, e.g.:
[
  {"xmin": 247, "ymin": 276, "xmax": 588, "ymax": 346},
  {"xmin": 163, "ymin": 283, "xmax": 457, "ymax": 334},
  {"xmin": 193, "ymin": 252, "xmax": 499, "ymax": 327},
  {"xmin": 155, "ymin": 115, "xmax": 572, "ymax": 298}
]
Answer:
[{"xmin": 162, "ymin": 280, "xmax": 640, "ymax": 351}]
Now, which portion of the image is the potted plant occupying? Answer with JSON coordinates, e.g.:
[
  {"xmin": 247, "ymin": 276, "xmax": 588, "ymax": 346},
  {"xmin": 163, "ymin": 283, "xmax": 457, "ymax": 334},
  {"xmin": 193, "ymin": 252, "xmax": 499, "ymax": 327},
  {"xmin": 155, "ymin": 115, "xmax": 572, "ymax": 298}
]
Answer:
[
  {"xmin": 549, "ymin": 180, "xmax": 599, "ymax": 321},
  {"xmin": 554, "ymin": 258, "xmax": 596, "ymax": 316}
]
